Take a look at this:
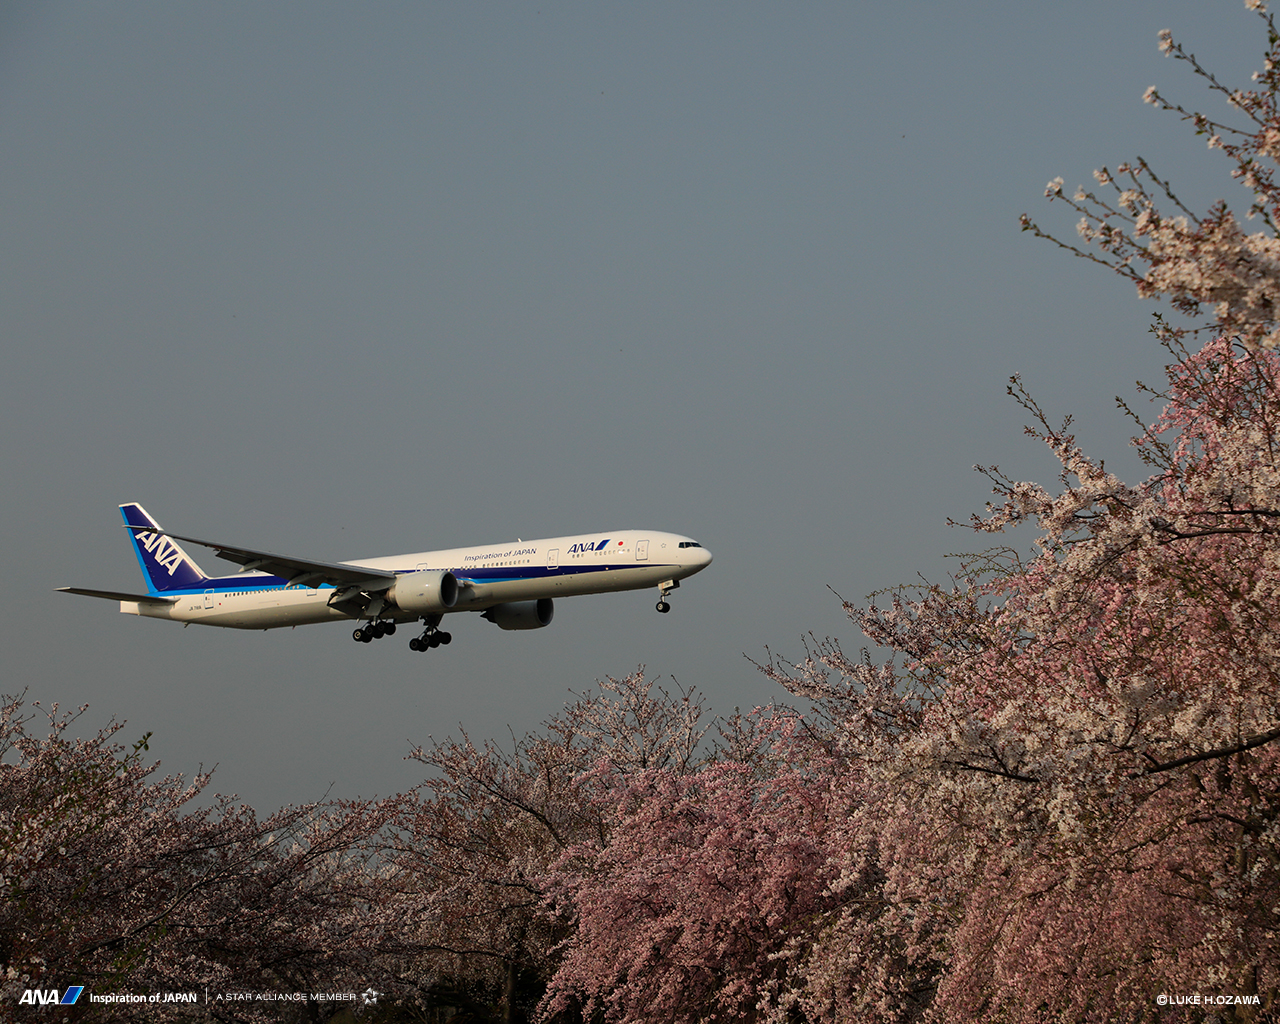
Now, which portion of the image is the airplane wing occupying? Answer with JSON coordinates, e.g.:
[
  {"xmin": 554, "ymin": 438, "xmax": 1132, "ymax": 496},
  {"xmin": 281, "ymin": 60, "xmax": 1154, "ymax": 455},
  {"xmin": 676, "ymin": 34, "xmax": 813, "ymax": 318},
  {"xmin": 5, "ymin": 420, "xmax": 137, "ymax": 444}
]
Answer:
[
  {"xmin": 57, "ymin": 587, "xmax": 178, "ymax": 605},
  {"xmin": 129, "ymin": 528, "xmax": 399, "ymax": 592}
]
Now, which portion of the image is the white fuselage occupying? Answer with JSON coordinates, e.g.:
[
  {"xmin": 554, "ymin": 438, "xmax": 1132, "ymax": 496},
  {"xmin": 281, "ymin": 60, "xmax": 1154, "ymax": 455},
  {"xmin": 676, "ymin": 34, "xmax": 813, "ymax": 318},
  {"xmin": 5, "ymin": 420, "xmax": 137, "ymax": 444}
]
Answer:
[{"xmin": 124, "ymin": 530, "xmax": 711, "ymax": 630}]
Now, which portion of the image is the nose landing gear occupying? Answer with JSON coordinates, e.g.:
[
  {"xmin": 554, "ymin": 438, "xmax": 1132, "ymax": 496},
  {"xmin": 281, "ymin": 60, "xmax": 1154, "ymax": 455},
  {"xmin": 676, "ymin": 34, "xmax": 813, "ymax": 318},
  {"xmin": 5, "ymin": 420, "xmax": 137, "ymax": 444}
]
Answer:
[{"xmin": 655, "ymin": 579, "xmax": 679, "ymax": 614}]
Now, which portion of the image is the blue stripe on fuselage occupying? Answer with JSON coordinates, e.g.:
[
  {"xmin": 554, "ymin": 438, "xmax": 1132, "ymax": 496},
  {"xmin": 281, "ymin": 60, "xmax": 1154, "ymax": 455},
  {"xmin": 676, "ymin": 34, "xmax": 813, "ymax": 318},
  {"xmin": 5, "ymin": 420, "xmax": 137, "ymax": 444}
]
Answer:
[
  {"xmin": 454, "ymin": 563, "xmax": 674, "ymax": 584},
  {"xmin": 143, "ymin": 562, "xmax": 676, "ymax": 598}
]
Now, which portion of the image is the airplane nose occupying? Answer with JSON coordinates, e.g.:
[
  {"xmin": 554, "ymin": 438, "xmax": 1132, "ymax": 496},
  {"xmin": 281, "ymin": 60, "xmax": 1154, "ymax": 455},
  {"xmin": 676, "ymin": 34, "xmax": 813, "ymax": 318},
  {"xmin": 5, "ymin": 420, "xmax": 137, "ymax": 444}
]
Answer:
[{"xmin": 696, "ymin": 546, "xmax": 713, "ymax": 568}]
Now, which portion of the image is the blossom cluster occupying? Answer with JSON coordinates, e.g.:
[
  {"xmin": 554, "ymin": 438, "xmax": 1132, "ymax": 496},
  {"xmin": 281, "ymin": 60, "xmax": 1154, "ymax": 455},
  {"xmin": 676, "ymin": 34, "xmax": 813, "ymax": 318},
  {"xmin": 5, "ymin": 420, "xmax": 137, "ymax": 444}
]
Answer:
[{"xmin": 1022, "ymin": 3, "xmax": 1280, "ymax": 351}]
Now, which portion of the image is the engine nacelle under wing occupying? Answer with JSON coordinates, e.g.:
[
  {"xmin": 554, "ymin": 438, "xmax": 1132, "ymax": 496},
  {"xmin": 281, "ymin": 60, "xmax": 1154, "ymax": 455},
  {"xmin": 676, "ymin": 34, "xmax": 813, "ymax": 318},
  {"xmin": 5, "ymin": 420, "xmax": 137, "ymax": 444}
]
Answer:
[
  {"xmin": 482, "ymin": 599, "xmax": 554, "ymax": 631},
  {"xmin": 389, "ymin": 570, "xmax": 459, "ymax": 616}
]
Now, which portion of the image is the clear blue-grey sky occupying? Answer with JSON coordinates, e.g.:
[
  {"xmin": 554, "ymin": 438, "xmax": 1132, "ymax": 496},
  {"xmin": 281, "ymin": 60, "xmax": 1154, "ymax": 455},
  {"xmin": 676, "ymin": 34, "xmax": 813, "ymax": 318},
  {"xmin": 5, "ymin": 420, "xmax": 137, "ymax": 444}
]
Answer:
[{"xmin": 1, "ymin": 1, "xmax": 1262, "ymax": 810}]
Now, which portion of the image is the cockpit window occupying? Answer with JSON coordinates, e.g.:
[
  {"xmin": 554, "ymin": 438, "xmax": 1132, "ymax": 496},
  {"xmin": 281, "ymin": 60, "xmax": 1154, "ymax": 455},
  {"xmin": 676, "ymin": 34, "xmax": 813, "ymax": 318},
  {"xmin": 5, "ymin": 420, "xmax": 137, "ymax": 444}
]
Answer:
[{"xmin": 678, "ymin": 541, "xmax": 702, "ymax": 548}]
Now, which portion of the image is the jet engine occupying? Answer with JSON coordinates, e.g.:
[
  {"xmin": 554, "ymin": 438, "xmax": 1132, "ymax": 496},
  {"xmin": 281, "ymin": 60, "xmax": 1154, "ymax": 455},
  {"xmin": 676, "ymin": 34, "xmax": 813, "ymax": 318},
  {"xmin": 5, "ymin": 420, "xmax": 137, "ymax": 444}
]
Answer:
[
  {"xmin": 482, "ymin": 599, "xmax": 554, "ymax": 630},
  {"xmin": 389, "ymin": 570, "xmax": 459, "ymax": 615}
]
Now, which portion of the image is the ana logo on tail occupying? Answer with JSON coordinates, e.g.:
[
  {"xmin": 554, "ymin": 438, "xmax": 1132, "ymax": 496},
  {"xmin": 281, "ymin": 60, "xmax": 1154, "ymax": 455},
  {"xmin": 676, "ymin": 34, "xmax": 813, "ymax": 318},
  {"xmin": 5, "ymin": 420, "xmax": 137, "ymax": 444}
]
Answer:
[{"xmin": 133, "ymin": 531, "xmax": 186, "ymax": 576}]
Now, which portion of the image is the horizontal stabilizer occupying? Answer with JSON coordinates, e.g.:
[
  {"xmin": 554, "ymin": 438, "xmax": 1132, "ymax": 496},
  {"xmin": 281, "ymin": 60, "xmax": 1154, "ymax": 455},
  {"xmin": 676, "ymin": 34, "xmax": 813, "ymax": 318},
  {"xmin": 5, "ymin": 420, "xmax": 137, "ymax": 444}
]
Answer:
[{"xmin": 57, "ymin": 587, "xmax": 178, "ymax": 605}]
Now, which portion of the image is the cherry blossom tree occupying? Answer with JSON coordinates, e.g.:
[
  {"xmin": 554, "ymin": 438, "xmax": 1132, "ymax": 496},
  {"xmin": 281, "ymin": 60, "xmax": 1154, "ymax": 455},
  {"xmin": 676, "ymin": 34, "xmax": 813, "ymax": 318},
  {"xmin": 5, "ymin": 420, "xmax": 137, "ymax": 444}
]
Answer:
[
  {"xmin": 538, "ymin": 708, "xmax": 846, "ymax": 1024},
  {"xmin": 807, "ymin": 334, "xmax": 1280, "ymax": 1023},
  {"xmin": 0, "ymin": 693, "xmax": 398, "ymax": 1023},
  {"xmin": 734, "ymin": 8, "xmax": 1280, "ymax": 1021},
  {"xmin": 392, "ymin": 671, "xmax": 898, "ymax": 1024},
  {"xmin": 756, "ymin": 8, "xmax": 1280, "ymax": 1020},
  {"xmin": 385, "ymin": 671, "xmax": 712, "ymax": 1022}
]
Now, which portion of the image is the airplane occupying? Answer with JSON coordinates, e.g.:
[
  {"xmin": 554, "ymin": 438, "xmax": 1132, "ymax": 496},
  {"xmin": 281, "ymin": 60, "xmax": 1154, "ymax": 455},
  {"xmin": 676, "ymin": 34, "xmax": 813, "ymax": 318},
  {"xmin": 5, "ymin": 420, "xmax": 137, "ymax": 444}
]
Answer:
[{"xmin": 58, "ymin": 503, "xmax": 713, "ymax": 652}]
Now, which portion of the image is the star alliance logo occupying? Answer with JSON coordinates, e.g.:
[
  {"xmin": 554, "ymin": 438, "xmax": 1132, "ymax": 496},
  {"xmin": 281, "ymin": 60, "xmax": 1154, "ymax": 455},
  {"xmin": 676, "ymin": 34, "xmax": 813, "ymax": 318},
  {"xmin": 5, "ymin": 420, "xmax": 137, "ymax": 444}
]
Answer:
[{"xmin": 361, "ymin": 987, "xmax": 380, "ymax": 1005}]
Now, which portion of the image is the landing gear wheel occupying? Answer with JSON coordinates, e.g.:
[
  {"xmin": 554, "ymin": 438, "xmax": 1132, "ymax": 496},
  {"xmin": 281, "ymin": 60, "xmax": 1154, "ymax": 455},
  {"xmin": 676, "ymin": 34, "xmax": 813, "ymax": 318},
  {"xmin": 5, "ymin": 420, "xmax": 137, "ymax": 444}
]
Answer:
[
  {"xmin": 384, "ymin": 622, "xmax": 397, "ymax": 636},
  {"xmin": 438, "ymin": 631, "xmax": 452, "ymax": 645},
  {"xmin": 353, "ymin": 627, "xmax": 366, "ymax": 642},
  {"xmin": 656, "ymin": 601, "xmax": 670, "ymax": 613},
  {"xmin": 409, "ymin": 637, "xmax": 422, "ymax": 652},
  {"xmin": 372, "ymin": 622, "xmax": 388, "ymax": 639},
  {"xmin": 360, "ymin": 630, "xmax": 374, "ymax": 643}
]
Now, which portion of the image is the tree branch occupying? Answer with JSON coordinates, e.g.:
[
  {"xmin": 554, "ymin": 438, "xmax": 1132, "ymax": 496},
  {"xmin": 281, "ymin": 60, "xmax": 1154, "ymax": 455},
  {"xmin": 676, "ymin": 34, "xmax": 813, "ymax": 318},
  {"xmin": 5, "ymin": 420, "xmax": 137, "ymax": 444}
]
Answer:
[{"xmin": 1142, "ymin": 725, "xmax": 1280, "ymax": 775}]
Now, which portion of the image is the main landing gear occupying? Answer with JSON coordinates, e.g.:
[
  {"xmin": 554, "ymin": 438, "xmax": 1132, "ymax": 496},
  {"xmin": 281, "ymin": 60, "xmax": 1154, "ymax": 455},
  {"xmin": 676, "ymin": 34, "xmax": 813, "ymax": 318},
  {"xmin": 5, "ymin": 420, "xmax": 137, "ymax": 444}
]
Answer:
[
  {"xmin": 352, "ymin": 621, "xmax": 398, "ymax": 643},
  {"xmin": 655, "ymin": 579, "xmax": 679, "ymax": 614},
  {"xmin": 409, "ymin": 625, "xmax": 451, "ymax": 652},
  {"xmin": 352, "ymin": 617, "xmax": 452, "ymax": 651},
  {"xmin": 407, "ymin": 613, "xmax": 451, "ymax": 653}
]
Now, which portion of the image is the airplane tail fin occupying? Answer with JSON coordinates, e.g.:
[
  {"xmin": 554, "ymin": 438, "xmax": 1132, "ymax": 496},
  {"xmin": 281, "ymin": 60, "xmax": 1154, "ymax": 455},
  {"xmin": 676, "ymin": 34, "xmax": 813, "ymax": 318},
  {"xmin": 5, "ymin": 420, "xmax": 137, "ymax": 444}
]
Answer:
[{"xmin": 119, "ymin": 503, "xmax": 210, "ymax": 593}]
